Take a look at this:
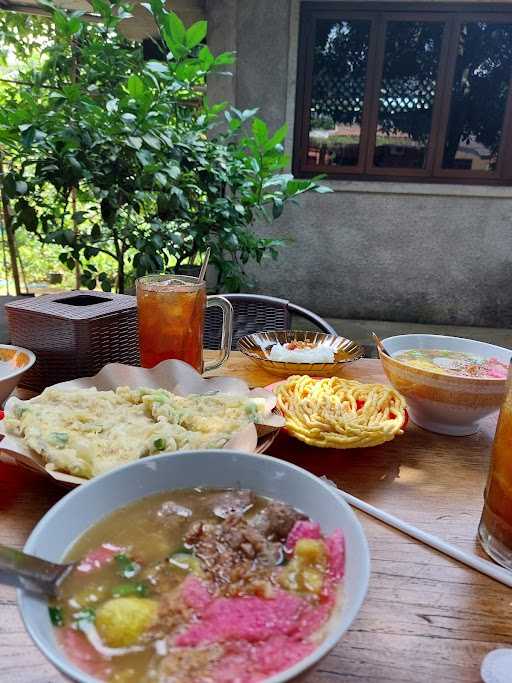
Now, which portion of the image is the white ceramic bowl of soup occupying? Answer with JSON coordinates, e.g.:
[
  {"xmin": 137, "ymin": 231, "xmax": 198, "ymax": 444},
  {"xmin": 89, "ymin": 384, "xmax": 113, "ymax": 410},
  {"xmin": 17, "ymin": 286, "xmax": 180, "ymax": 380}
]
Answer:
[
  {"xmin": 0, "ymin": 343, "xmax": 35, "ymax": 403},
  {"xmin": 18, "ymin": 450, "xmax": 370, "ymax": 683},
  {"xmin": 378, "ymin": 334, "xmax": 512, "ymax": 435}
]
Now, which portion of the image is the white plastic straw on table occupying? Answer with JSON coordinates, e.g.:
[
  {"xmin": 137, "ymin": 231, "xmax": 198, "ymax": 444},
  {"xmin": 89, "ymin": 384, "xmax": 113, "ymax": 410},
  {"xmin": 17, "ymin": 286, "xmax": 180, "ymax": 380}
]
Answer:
[{"xmin": 337, "ymin": 488, "xmax": 512, "ymax": 589}]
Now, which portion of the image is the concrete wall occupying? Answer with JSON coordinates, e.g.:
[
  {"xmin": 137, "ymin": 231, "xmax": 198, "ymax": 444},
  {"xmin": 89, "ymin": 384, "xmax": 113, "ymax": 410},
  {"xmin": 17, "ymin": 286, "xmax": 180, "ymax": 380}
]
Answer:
[{"xmin": 205, "ymin": 0, "xmax": 512, "ymax": 327}]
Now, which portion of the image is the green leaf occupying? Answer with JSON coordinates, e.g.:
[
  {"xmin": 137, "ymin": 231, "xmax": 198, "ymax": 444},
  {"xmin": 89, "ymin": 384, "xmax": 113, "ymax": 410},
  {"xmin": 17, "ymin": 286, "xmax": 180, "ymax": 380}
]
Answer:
[
  {"xmin": 90, "ymin": 223, "xmax": 101, "ymax": 240},
  {"xmin": 127, "ymin": 74, "xmax": 145, "ymax": 100},
  {"xmin": 53, "ymin": 11, "xmax": 69, "ymax": 34},
  {"xmin": 142, "ymin": 133, "xmax": 161, "ymax": 150},
  {"xmin": 166, "ymin": 164, "xmax": 180, "ymax": 180},
  {"xmin": 198, "ymin": 45, "xmax": 214, "ymax": 68},
  {"xmin": 136, "ymin": 149, "xmax": 153, "ymax": 166},
  {"xmin": 91, "ymin": 0, "xmax": 111, "ymax": 16},
  {"xmin": 146, "ymin": 60, "xmax": 169, "ymax": 74},
  {"xmin": 72, "ymin": 211, "xmax": 87, "ymax": 225},
  {"xmin": 266, "ymin": 123, "xmax": 288, "ymax": 150},
  {"xmin": 49, "ymin": 606, "xmax": 64, "ymax": 626},
  {"xmin": 21, "ymin": 126, "xmax": 36, "ymax": 148},
  {"xmin": 67, "ymin": 16, "xmax": 82, "ymax": 34},
  {"xmin": 112, "ymin": 582, "xmax": 149, "ymax": 598},
  {"xmin": 214, "ymin": 51, "xmax": 236, "ymax": 65},
  {"xmin": 115, "ymin": 553, "xmax": 140, "ymax": 579},
  {"xmin": 127, "ymin": 136, "xmax": 142, "ymax": 150},
  {"xmin": 241, "ymin": 108, "xmax": 259, "ymax": 121},
  {"xmin": 185, "ymin": 20, "xmax": 207, "ymax": 48},
  {"xmin": 155, "ymin": 172, "xmax": 167, "ymax": 187},
  {"xmin": 106, "ymin": 99, "xmax": 118, "ymax": 113},
  {"xmin": 19, "ymin": 204, "xmax": 38, "ymax": 231},
  {"xmin": 15, "ymin": 181, "xmax": 28, "ymax": 195},
  {"xmin": 166, "ymin": 11, "xmax": 186, "ymax": 44},
  {"xmin": 272, "ymin": 197, "xmax": 284, "ymax": 219},
  {"xmin": 251, "ymin": 118, "xmax": 268, "ymax": 145}
]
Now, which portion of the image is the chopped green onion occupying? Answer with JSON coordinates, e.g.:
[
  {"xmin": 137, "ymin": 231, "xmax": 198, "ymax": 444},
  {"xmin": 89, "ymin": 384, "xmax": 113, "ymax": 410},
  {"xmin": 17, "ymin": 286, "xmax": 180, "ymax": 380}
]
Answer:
[
  {"xmin": 150, "ymin": 392, "xmax": 168, "ymax": 404},
  {"xmin": 74, "ymin": 607, "xmax": 95, "ymax": 631},
  {"xmin": 49, "ymin": 606, "xmax": 64, "ymax": 627},
  {"xmin": 112, "ymin": 582, "xmax": 148, "ymax": 598},
  {"xmin": 173, "ymin": 545, "xmax": 192, "ymax": 555},
  {"xmin": 153, "ymin": 438, "xmax": 167, "ymax": 451},
  {"xmin": 115, "ymin": 553, "xmax": 140, "ymax": 579},
  {"xmin": 49, "ymin": 432, "xmax": 69, "ymax": 446}
]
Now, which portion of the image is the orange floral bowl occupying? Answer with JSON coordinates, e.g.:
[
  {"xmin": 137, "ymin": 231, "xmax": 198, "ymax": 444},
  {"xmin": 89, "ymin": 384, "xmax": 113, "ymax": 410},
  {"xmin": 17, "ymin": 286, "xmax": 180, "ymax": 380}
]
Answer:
[
  {"xmin": 378, "ymin": 334, "xmax": 511, "ymax": 436},
  {"xmin": 0, "ymin": 344, "xmax": 36, "ymax": 403}
]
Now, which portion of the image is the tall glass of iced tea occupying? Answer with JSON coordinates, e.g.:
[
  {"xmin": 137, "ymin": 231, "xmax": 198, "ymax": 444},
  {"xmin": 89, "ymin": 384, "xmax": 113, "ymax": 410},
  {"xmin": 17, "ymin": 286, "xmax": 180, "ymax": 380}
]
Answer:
[
  {"xmin": 136, "ymin": 274, "xmax": 233, "ymax": 372},
  {"xmin": 478, "ymin": 363, "xmax": 512, "ymax": 569}
]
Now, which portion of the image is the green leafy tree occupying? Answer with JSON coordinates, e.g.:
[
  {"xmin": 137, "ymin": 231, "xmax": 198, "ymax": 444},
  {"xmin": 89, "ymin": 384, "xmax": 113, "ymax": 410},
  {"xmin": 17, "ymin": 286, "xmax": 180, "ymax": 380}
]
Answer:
[{"xmin": 0, "ymin": 0, "xmax": 329, "ymax": 292}]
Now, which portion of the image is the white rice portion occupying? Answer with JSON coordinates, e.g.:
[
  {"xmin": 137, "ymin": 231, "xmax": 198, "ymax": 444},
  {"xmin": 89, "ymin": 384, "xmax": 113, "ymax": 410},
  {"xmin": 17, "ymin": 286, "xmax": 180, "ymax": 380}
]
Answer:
[{"xmin": 267, "ymin": 343, "xmax": 335, "ymax": 363}]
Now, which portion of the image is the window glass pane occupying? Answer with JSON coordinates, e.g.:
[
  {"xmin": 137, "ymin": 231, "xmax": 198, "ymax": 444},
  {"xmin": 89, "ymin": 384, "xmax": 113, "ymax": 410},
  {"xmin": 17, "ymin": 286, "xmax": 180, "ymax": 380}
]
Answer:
[
  {"xmin": 442, "ymin": 22, "xmax": 512, "ymax": 172},
  {"xmin": 374, "ymin": 21, "xmax": 444, "ymax": 169},
  {"xmin": 308, "ymin": 19, "xmax": 371, "ymax": 167}
]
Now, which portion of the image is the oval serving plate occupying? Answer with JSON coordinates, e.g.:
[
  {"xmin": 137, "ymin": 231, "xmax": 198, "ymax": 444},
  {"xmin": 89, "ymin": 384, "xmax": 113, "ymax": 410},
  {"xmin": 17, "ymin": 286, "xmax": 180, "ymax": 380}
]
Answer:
[
  {"xmin": 238, "ymin": 330, "xmax": 364, "ymax": 377},
  {"xmin": 0, "ymin": 360, "xmax": 283, "ymax": 487}
]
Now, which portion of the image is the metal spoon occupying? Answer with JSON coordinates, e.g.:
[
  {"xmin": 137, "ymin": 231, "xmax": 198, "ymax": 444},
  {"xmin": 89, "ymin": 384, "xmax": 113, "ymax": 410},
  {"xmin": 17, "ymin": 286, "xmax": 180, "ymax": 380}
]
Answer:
[
  {"xmin": 371, "ymin": 331, "xmax": 390, "ymax": 356},
  {"xmin": 0, "ymin": 543, "xmax": 74, "ymax": 596}
]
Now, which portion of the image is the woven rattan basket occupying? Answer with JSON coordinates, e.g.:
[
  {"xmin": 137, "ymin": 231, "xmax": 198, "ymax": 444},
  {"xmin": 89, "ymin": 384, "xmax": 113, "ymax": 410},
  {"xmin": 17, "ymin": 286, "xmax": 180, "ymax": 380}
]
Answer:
[{"xmin": 5, "ymin": 291, "xmax": 139, "ymax": 392}]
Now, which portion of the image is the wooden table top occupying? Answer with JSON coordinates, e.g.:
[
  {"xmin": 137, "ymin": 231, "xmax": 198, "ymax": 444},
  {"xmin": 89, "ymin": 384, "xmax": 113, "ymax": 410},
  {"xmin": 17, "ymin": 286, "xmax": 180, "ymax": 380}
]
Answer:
[{"xmin": 1, "ymin": 353, "xmax": 509, "ymax": 683}]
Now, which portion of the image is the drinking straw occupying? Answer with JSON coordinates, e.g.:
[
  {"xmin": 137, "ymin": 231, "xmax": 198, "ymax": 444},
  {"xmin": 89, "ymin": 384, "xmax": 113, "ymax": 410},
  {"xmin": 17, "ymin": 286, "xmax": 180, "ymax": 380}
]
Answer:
[
  {"xmin": 198, "ymin": 247, "xmax": 211, "ymax": 283},
  {"xmin": 336, "ymin": 487, "xmax": 512, "ymax": 588}
]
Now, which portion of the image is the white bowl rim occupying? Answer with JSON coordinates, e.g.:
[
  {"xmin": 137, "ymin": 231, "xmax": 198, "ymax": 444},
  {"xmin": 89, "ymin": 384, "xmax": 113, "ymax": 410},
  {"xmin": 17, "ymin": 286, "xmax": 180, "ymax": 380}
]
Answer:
[
  {"xmin": 18, "ymin": 449, "xmax": 371, "ymax": 683},
  {"xmin": 382, "ymin": 334, "xmax": 511, "ymax": 379},
  {"xmin": 0, "ymin": 343, "xmax": 36, "ymax": 381}
]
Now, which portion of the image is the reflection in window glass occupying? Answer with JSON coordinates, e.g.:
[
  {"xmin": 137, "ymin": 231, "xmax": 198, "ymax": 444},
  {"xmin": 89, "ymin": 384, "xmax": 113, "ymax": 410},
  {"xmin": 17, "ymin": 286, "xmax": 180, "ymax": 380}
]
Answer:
[
  {"xmin": 442, "ymin": 22, "xmax": 512, "ymax": 172},
  {"xmin": 308, "ymin": 19, "xmax": 371, "ymax": 167},
  {"xmin": 374, "ymin": 21, "xmax": 443, "ymax": 169}
]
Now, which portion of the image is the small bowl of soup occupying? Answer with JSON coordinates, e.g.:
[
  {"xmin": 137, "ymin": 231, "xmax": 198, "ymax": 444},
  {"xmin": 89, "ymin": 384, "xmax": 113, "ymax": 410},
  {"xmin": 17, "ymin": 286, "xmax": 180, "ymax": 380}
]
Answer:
[
  {"xmin": 18, "ymin": 449, "xmax": 370, "ymax": 683},
  {"xmin": 378, "ymin": 334, "xmax": 512, "ymax": 435}
]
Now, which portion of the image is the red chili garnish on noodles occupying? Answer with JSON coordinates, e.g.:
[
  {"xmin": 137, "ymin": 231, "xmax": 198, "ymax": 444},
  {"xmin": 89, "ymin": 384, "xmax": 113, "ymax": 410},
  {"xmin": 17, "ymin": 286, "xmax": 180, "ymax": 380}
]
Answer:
[
  {"xmin": 0, "ymin": 410, "xmax": 5, "ymax": 420},
  {"xmin": 356, "ymin": 399, "xmax": 408, "ymax": 430}
]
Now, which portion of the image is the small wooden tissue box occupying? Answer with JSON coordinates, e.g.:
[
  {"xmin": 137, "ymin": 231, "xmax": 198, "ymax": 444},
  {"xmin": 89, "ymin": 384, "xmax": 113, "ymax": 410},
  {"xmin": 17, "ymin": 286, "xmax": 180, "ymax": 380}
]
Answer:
[{"xmin": 5, "ymin": 291, "xmax": 139, "ymax": 391}]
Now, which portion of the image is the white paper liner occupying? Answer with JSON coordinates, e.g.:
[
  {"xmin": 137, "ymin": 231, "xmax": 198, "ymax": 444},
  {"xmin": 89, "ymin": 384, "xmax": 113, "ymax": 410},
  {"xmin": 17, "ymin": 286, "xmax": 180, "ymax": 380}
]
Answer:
[{"xmin": 0, "ymin": 359, "xmax": 284, "ymax": 486}]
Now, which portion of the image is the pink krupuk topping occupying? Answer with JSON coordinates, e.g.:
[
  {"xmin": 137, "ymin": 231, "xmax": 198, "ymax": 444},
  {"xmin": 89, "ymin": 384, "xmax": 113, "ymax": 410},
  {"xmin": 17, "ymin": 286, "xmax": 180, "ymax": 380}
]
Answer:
[
  {"xmin": 58, "ymin": 628, "xmax": 110, "ymax": 679},
  {"xmin": 76, "ymin": 543, "xmax": 124, "ymax": 573},
  {"xmin": 284, "ymin": 520, "xmax": 322, "ymax": 552}
]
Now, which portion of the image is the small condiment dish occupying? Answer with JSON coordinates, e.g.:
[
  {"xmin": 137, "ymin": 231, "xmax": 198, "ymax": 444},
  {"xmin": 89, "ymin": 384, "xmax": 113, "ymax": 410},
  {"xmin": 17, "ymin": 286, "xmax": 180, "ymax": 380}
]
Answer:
[{"xmin": 378, "ymin": 334, "xmax": 511, "ymax": 435}]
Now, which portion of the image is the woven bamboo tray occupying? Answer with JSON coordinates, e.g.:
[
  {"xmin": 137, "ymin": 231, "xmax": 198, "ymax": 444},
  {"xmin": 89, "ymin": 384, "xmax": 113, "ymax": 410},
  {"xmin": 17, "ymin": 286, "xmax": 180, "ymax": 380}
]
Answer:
[{"xmin": 5, "ymin": 291, "xmax": 139, "ymax": 392}]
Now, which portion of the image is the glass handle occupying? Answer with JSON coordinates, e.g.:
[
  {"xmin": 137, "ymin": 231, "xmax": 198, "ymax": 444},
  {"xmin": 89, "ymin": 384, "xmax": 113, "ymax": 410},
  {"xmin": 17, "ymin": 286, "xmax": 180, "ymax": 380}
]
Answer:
[{"xmin": 204, "ymin": 296, "xmax": 233, "ymax": 372}]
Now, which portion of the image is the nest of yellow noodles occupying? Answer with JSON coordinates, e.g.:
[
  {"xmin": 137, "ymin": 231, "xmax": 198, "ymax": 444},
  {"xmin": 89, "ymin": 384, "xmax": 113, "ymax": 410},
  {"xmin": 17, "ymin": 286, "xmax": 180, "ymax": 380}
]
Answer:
[{"xmin": 276, "ymin": 375, "xmax": 407, "ymax": 448}]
